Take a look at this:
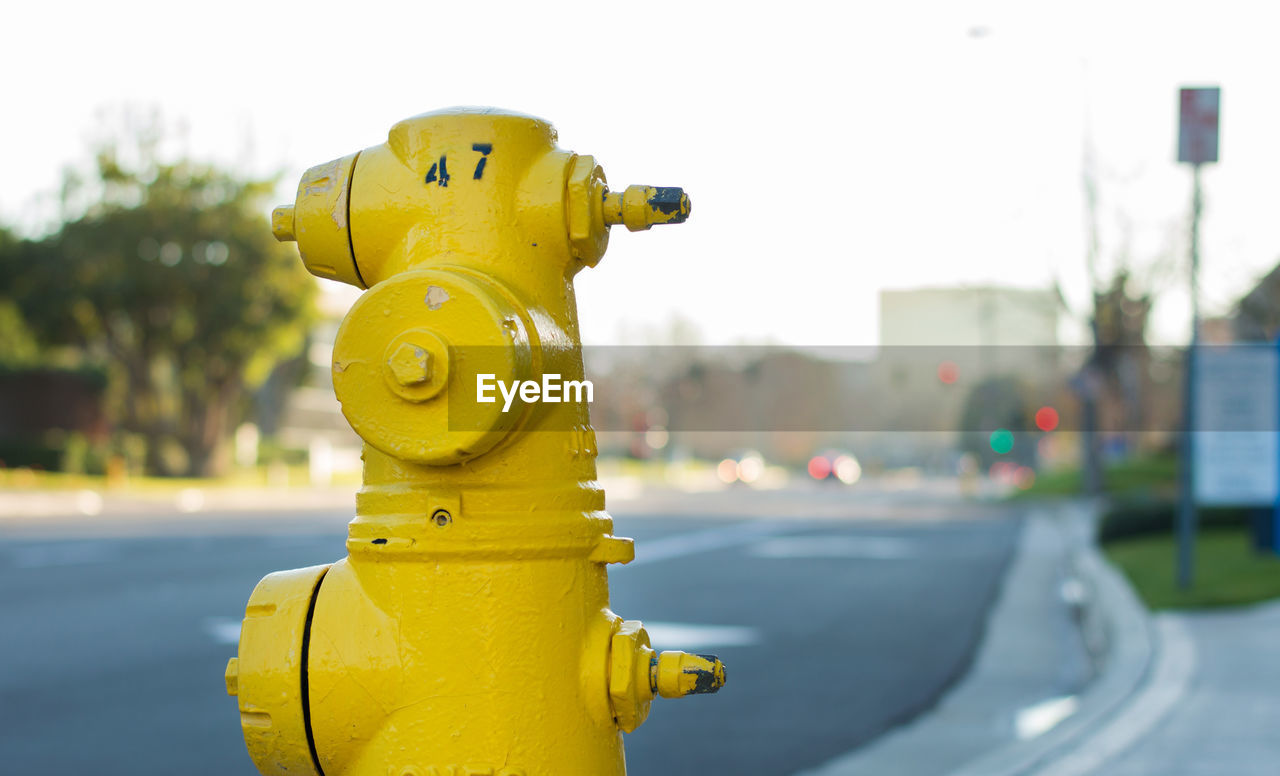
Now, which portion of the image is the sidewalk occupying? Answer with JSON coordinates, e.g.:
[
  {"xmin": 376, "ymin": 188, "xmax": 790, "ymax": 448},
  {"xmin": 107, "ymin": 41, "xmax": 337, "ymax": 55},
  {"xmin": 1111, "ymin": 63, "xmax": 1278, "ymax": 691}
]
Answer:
[
  {"xmin": 802, "ymin": 496, "xmax": 1280, "ymax": 776},
  {"xmin": 797, "ymin": 503, "xmax": 1103, "ymax": 776},
  {"xmin": 1051, "ymin": 602, "xmax": 1280, "ymax": 776}
]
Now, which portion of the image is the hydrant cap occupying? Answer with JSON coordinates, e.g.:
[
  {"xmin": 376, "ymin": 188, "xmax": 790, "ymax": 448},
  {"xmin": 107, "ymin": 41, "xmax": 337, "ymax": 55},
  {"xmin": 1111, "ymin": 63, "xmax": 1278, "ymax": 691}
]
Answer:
[
  {"xmin": 234, "ymin": 564, "xmax": 330, "ymax": 776},
  {"xmin": 331, "ymin": 269, "xmax": 534, "ymax": 465},
  {"xmin": 292, "ymin": 153, "xmax": 364, "ymax": 289}
]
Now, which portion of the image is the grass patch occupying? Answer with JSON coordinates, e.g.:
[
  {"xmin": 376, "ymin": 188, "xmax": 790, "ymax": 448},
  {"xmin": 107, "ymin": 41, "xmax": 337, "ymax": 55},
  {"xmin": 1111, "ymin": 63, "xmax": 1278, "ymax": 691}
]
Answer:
[
  {"xmin": 1104, "ymin": 528, "xmax": 1280, "ymax": 609},
  {"xmin": 1017, "ymin": 455, "xmax": 1178, "ymax": 500},
  {"xmin": 1018, "ymin": 466, "xmax": 1084, "ymax": 497},
  {"xmin": 0, "ymin": 464, "xmax": 360, "ymax": 492}
]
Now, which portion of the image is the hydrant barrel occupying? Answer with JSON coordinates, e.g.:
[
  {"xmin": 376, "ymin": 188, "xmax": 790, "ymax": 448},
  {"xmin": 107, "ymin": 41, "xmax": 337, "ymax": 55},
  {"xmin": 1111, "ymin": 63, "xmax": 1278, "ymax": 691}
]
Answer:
[{"xmin": 229, "ymin": 107, "xmax": 722, "ymax": 776}]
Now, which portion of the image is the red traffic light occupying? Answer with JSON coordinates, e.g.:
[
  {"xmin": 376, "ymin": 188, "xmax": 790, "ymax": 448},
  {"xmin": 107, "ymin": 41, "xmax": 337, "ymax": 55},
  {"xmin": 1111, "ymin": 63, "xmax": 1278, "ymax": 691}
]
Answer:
[
  {"xmin": 1034, "ymin": 406, "xmax": 1059, "ymax": 432},
  {"xmin": 937, "ymin": 361, "xmax": 959, "ymax": 385}
]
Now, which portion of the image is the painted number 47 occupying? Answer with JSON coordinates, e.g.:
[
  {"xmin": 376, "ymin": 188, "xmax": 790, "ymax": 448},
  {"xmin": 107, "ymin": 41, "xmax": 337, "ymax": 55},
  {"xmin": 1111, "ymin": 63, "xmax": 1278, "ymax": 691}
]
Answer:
[{"xmin": 425, "ymin": 144, "xmax": 493, "ymax": 187}]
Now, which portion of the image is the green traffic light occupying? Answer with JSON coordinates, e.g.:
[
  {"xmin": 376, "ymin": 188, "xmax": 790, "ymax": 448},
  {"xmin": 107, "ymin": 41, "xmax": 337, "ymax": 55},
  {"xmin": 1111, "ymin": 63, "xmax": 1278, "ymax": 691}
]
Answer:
[{"xmin": 990, "ymin": 429, "xmax": 1014, "ymax": 455}]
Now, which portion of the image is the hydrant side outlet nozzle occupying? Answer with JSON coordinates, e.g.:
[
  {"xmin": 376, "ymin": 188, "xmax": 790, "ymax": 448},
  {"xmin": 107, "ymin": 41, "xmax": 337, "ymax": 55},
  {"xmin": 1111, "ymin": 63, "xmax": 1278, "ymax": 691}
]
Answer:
[
  {"xmin": 231, "ymin": 107, "xmax": 718, "ymax": 776},
  {"xmin": 271, "ymin": 205, "xmax": 295, "ymax": 242},
  {"xmin": 653, "ymin": 650, "xmax": 727, "ymax": 698},
  {"xmin": 602, "ymin": 185, "xmax": 692, "ymax": 232}
]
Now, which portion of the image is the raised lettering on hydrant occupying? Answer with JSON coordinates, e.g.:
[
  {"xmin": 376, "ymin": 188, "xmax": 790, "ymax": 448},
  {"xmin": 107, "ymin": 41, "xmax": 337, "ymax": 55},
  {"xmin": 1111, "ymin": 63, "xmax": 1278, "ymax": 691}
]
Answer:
[{"xmin": 223, "ymin": 107, "xmax": 722, "ymax": 776}]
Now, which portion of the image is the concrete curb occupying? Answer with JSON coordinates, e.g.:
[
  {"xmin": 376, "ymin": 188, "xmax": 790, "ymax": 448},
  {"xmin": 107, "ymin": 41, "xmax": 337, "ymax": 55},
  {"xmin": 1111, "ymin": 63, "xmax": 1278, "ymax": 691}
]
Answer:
[
  {"xmin": 1030, "ymin": 615, "xmax": 1195, "ymax": 776},
  {"xmin": 795, "ymin": 499, "xmax": 1157, "ymax": 776},
  {"xmin": 945, "ymin": 500, "xmax": 1155, "ymax": 776}
]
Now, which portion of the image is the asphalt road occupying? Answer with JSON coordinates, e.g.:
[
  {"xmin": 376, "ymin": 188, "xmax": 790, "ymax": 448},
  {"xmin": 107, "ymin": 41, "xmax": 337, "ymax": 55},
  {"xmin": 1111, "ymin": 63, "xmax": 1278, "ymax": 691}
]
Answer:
[{"xmin": 0, "ymin": 492, "xmax": 1019, "ymax": 775}]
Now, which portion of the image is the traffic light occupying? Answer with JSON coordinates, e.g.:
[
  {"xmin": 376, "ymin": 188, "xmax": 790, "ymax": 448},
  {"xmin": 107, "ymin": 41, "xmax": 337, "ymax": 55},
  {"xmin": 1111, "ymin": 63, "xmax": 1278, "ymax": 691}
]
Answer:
[{"xmin": 1034, "ymin": 406, "xmax": 1059, "ymax": 432}]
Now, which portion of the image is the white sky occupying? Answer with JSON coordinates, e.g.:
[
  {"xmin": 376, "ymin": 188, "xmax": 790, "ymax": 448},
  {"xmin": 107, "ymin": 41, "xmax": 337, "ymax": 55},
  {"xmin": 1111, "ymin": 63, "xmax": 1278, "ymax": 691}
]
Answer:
[{"xmin": 5, "ymin": 0, "xmax": 1278, "ymax": 346}]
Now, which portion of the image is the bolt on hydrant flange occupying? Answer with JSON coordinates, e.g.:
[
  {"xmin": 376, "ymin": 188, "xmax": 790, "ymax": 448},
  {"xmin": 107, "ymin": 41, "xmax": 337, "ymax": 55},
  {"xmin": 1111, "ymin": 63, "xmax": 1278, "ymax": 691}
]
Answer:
[
  {"xmin": 387, "ymin": 342, "xmax": 431, "ymax": 385},
  {"xmin": 226, "ymin": 107, "xmax": 723, "ymax": 776}
]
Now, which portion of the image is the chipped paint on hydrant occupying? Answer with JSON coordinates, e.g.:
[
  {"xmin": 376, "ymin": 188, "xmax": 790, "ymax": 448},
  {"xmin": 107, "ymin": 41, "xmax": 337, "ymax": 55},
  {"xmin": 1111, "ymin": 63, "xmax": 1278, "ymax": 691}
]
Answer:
[{"xmin": 225, "ymin": 107, "xmax": 722, "ymax": 776}]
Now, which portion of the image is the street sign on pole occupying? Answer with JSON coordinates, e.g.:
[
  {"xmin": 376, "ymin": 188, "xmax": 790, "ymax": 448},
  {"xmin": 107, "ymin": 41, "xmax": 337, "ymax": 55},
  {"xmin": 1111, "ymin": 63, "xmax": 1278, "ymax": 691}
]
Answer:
[
  {"xmin": 1193, "ymin": 344, "xmax": 1279, "ymax": 506},
  {"xmin": 1179, "ymin": 87, "xmax": 1220, "ymax": 164}
]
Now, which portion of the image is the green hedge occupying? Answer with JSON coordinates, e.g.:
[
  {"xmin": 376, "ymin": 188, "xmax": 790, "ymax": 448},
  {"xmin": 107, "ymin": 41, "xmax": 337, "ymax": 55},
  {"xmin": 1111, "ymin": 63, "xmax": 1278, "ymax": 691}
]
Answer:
[
  {"xmin": 0, "ymin": 363, "xmax": 109, "ymax": 387},
  {"xmin": 1100, "ymin": 498, "xmax": 1250, "ymax": 543},
  {"xmin": 0, "ymin": 437, "xmax": 63, "ymax": 470}
]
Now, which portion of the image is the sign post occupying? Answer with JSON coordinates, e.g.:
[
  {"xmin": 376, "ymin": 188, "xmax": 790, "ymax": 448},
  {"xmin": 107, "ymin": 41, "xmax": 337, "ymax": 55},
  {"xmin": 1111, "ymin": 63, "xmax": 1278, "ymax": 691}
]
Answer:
[
  {"xmin": 1275, "ymin": 337, "xmax": 1280, "ymax": 556},
  {"xmin": 1193, "ymin": 345, "xmax": 1278, "ymax": 506},
  {"xmin": 1176, "ymin": 86, "xmax": 1220, "ymax": 589}
]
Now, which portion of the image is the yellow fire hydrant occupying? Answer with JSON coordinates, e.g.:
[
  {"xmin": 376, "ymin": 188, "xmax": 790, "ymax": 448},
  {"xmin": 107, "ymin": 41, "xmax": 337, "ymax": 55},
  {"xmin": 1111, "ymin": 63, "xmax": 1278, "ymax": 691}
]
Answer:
[{"xmin": 224, "ymin": 107, "xmax": 725, "ymax": 776}]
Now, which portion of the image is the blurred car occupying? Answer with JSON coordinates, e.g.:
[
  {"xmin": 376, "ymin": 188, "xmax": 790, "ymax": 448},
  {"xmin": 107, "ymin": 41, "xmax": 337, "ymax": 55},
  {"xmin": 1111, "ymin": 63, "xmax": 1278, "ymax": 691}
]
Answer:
[
  {"xmin": 807, "ymin": 450, "xmax": 862, "ymax": 484},
  {"xmin": 716, "ymin": 449, "xmax": 767, "ymax": 485}
]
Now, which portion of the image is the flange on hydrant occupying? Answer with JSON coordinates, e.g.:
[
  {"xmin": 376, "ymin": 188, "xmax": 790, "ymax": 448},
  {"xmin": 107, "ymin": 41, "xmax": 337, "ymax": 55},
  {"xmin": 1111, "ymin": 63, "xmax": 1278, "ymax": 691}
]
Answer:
[{"xmin": 223, "ymin": 107, "xmax": 724, "ymax": 776}]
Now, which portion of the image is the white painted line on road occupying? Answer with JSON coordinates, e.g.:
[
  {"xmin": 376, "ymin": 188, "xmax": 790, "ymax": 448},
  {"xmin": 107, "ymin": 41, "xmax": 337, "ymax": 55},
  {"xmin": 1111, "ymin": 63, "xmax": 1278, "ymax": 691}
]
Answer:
[
  {"xmin": 204, "ymin": 523, "xmax": 781, "ymax": 648},
  {"xmin": 200, "ymin": 524, "xmax": 784, "ymax": 647},
  {"xmin": 748, "ymin": 535, "xmax": 916, "ymax": 559},
  {"xmin": 645, "ymin": 622, "xmax": 761, "ymax": 651},
  {"xmin": 1035, "ymin": 614, "xmax": 1196, "ymax": 776},
  {"xmin": 1015, "ymin": 695, "xmax": 1079, "ymax": 740},
  {"xmin": 200, "ymin": 614, "xmax": 759, "ymax": 652},
  {"xmin": 205, "ymin": 616, "xmax": 242, "ymax": 645},
  {"xmin": 628, "ymin": 520, "xmax": 791, "ymax": 566}
]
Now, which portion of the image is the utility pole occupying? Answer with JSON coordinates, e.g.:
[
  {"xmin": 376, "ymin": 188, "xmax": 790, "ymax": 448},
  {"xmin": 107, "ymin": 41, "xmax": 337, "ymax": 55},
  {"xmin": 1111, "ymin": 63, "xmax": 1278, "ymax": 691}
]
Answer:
[
  {"xmin": 1176, "ymin": 86, "xmax": 1219, "ymax": 590},
  {"xmin": 1177, "ymin": 164, "xmax": 1202, "ymax": 589}
]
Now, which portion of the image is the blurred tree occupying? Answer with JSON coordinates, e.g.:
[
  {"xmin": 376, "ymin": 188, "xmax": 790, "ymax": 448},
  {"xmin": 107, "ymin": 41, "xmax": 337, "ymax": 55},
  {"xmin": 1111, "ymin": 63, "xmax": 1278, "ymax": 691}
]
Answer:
[
  {"xmin": 959, "ymin": 376, "xmax": 1035, "ymax": 469},
  {"xmin": 1068, "ymin": 129, "xmax": 1171, "ymax": 492},
  {"xmin": 0, "ymin": 228, "xmax": 41, "ymax": 366},
  {"xmin": 0, "ymin": 121, "xmax": 315, "ymax": 476},
  {"xmin": 0, "ymin": 298, "xmax": 41, "ymax": 367}
]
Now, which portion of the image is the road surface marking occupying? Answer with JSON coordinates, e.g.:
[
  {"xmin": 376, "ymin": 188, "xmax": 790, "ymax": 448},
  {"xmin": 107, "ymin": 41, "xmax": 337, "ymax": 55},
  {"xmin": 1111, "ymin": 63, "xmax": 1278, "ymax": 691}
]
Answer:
[
  {"xmin": 628, "ymin": 520, "xmax": 791, "ymax": 566},
  {"xmin": 748, "ymin": 535, "xmax": 915, "ymax": 559},
  {"xmin": 1015, "ymin": 695, "xmax": 1079, "ymax": 740},
  {"xmin": 1035, "ymin": 614, "xmax": 1196, "ymax": 776},
  {"xmin": 644, "ymin": 622, "xmax": 761, "ymax": 650},
  {"xmin": 205, "ymin": 616, "xmax": 242, "ymax": 645},
  {"xmin": 202, "ymin": 615, "xmax": 758, "ymax": 651},
  {"xmin": 204, "ymin": 524, "xmax": 783, "ymax": 646}
]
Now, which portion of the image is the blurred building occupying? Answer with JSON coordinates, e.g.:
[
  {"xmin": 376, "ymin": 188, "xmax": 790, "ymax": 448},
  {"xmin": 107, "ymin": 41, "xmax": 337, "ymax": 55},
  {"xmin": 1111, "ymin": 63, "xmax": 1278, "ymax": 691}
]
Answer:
[
  {"xmin": 269, "ymin": 285, "xmax": 362, "ymax": 481},
  {"xmin": 1200, "ymin": 316, "xmax": 1234, "ymax": 345},
  {"xmin": 874, "ymin": 286, "xmax": 1066, "ymax": 469},
  {"xmin": 879, "ymin": 286, "xmax": 1060, "ymax": 347},
  {"xmin": 1233, "ymin": 261, "xmax": 1280, "ymax": 341},
  {"xmin": 0, "ymin": 367, "xmax": 108, "ymax": 470},
  {"xmin": 591, "ymin": 348, "xmax": 878, "ymax": 468}
]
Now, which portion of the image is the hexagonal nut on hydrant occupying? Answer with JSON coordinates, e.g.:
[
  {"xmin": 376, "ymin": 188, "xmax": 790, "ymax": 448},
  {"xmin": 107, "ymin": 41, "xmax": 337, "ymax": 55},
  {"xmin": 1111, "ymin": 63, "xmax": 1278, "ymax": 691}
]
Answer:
[
  {"xmin": 224, "ymin": 657, "xmax": 239, "ymax": 696},
  {"xmin": 608, "ymin": 620, "xmax": 728, "ymax": 733},
  {"xmin": 387, "ymin": 342, "xmax": 432, "ymax": 386},
  {"xmin": 609, "ymin": 621, "xmax": 656, "ymax": 733},
  {"xmin": 566, "ymin": 155, "xmax": 610, "ymax": 267}
]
